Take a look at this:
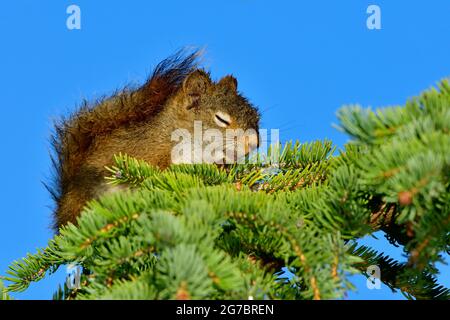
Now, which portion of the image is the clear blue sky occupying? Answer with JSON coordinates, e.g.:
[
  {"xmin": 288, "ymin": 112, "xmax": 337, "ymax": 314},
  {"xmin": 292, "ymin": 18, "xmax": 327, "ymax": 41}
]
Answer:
[{"xmin": 1, "ymin": 0, "xmax": 449, "ymax": 300}]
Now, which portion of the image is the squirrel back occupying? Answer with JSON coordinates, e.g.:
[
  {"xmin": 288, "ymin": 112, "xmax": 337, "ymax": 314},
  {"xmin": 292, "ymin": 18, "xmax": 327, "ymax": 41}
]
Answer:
[{"xmin": 47, "ymin": 50, "xmax": 260, "ymax": 231}]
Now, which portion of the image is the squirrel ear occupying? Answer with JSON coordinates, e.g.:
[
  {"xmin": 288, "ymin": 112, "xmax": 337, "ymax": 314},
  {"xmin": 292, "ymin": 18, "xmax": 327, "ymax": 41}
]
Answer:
[
  {"xmin": 218, "ymin": 75, "xmax": 238, "ymax": 92},
  {"xmin": 183, "ymin": 70, "xmax": 211, "ymax": 96},
  {"xmin": 182, "ymin": 70, "xmax": 212, "ymax": 109}
]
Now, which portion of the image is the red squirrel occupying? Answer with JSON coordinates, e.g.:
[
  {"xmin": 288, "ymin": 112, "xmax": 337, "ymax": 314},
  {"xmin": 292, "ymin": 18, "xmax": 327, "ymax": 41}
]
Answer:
[{"xmin": 47, "ymin": 50, "xmax": 260, "ymax": 231}]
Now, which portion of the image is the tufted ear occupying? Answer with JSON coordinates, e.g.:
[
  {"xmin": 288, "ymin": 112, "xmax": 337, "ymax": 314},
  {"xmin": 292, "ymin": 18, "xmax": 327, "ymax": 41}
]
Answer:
[
  {"xmin": 218, "ymin": 75, "xmax": 238, "ymax": 92},
  {"xmin": 182, "ymin": 70, "xmax": 212, "ymax": 109},
  {"xmin": 183, "ymin": 70, "xmax": 212, "ymax": 96}
]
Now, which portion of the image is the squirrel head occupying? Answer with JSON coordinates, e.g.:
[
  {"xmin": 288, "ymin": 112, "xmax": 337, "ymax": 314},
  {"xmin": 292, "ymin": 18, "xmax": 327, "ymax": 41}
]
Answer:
[{"xmin": 167, "ymin": 69, "xmax": 260, "ymax": 164}]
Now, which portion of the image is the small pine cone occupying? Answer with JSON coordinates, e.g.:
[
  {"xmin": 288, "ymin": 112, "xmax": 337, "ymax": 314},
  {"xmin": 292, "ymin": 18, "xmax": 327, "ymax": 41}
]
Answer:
[{"xmin": 398, "ymin": 191, "xmax": 413, "ymax": 205}]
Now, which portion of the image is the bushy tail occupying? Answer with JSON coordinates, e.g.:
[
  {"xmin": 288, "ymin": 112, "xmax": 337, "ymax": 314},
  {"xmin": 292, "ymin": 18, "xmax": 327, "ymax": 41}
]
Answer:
[{"xmin": 45, "ymin": 49, "xmax": 202, "ymax": 230}]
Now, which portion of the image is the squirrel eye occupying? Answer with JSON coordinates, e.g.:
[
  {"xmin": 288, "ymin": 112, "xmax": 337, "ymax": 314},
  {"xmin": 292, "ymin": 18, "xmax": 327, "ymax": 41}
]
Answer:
[{"xmin": 214, "ymin": 112, "xmax": 231, "ymax": 127}]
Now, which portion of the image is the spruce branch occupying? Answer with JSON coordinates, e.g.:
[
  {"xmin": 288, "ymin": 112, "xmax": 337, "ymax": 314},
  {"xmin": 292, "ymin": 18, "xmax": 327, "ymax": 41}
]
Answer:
[{"xmin": 2, "ymin": 79, "xmax": 449, "ymax": 300}]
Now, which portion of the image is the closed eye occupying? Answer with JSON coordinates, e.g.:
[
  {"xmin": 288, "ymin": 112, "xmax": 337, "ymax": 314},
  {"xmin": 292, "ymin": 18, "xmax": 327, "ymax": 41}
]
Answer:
[{"xmin": 214, "ymin": 112, "xmax": 231, "ymax": 127}]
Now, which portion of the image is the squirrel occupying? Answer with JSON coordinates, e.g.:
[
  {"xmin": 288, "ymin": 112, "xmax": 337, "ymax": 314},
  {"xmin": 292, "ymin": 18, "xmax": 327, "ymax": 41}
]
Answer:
[{"xmin": 47, "ymin": 50, "xmax": 260, "ymax": 231}]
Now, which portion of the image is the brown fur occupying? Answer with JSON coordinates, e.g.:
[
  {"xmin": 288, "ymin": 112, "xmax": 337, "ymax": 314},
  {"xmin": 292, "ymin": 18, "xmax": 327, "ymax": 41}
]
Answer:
[{"xmin": 47, "ymin": 50, "xmax": 260, "ymax": 231}]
